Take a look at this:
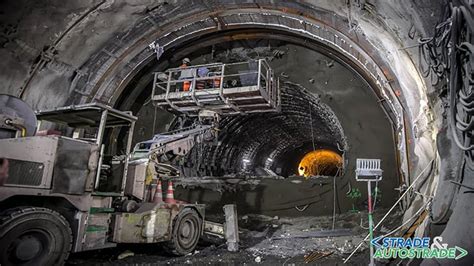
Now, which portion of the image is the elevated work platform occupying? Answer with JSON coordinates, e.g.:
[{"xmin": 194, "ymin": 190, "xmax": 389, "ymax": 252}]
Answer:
[{"xmin": 151, "ymin": 59, "xmax": 280, "ymax": 117}]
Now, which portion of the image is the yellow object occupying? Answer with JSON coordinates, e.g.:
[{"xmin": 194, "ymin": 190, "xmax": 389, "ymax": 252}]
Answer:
[
  {"xmin": 298, "ymin": 149, "xmax": 342, "ymax": 178},
  {"xmin": 145, "ymin": 161, "xmax": 155, "ymax": 185}
]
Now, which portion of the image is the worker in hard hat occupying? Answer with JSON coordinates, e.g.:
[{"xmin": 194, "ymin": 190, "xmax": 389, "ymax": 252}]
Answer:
[{"xmin": 179, "ymin": 58, "xmax": 193, "ymax": 91}]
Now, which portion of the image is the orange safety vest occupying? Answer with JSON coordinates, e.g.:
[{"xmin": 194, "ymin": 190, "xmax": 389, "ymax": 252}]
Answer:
[
  {"xmin": 180, "ymin": 64, "xmax": 191, "ymax": 91},
  {"xmin": 213, "ymin": 77, "xmax": 221, "ymax": 88}
]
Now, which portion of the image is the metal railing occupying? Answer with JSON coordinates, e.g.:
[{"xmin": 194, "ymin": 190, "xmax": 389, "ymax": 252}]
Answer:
[
  {"xmin": 355, "ymin": 158, "xmax": 383, "ymax": 181},
  {"xmin": 151, "ymin": 59, "xmax": 278, "ymax": 114}
]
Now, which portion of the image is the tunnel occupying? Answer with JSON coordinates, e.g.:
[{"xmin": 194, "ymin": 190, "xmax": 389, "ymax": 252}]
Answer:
[
  {"xmin": 109, "ymin": 31, "xmax": 401, "ymax": 217},
  {"xmin": 178, "ymin": 80, "xmax": 348, "ymax": 178},
  {"xmin": 0, "ymin": 0, "xmax": 473, "ymax": 264}
]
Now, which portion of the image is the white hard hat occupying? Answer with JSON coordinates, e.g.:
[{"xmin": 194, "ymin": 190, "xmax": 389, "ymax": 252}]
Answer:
[
  {"xmin": 183, "ymin": 58, "xmax": 191, "ymax": 64},
  {"xmin": 157, "ymin": 73, "xmax": 168, "ymax": 81}
]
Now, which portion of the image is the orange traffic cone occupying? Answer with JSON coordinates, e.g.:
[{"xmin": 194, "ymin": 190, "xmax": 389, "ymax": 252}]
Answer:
[
  {"xmin": 153, "ymin": 180, "xmax": 164, "ymax": 203},
  {"xmin": 165, "ymin": 181, "xmax": 176, "ymax": 204}
]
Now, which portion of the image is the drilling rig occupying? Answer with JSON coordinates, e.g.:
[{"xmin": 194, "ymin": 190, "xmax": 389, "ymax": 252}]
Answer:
[{"xmin": 0, "ymin": 59, "xmax": 279, "ymax": 265}]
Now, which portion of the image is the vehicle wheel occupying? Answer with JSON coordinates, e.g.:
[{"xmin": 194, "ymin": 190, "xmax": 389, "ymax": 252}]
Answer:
[
  {"xmin": 0, "ymin": 207, "xmax": 72, "ymax": 266},
  {"xmin": 165, "ymin": 208, "xmax": 202, "ymax": 255}
]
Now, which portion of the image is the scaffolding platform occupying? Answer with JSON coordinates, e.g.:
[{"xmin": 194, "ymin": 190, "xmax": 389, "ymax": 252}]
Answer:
[{"xmin": 151, "ymin": 59, "xmax": 280, "ymax": 117}]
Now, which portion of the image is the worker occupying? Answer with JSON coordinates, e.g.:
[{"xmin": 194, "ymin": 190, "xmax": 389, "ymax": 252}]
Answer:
[
  {"xmin": 179, "ymin": 58, "xmax": 193, "ymax": 91},
  {"xmin": 212, "ymin": 72, "xmax": 222, "ymax": 89},
  {"xmin": 196, "ymin": 66, "xmax": 209, "ymax": 90}
]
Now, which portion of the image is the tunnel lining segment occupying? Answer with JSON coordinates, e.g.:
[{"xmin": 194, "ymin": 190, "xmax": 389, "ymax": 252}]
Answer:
[{"xmin": 185, "ymin": 83, "xmax": 347, "ymax": 177}]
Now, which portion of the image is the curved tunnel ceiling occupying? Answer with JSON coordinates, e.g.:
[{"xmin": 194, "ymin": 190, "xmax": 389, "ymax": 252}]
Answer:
[
  {"xmin": 4, "ymin": 0, "xmax": 473, "ymax": 262},
  {"xmin": 114, "ymin": 35, "xmax": 399, "ymax": 188},
  {"xmin": 53, "ymin": 6, "xmax": 430, "ymax": 187},
  {"xmin": 181, "ymin": 83, "xmax": 347, "ymax": 177},
  {"xmin": 11, "ymin": 2, "xmax": 435, "ymax": 186},
  {"xmin": 104, "ymin": 25, "xmax": 401, "ymax": 184},
  {"xmin": 73, "ymin": 4, "xmax": 434, "ymax": 226},
  {"xmin": 7, "ymin": 1, "xmax": 434, "ymax": 211}
]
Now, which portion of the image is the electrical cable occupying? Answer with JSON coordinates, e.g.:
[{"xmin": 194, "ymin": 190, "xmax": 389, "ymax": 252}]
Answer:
[
  {"xmin": 360, "ymin": 216, "xmax": 369, "ymax": 230},
  {"xmin": 5, "ymin": 119, "xmax": 27, "ymax": 137},
  {"xmin": 430, "ymin": 153, "xmax": 461, "ymax": 225},
  {"xmin": 295, "ymin": 204, "xmax": 310, "ymax": 212},
  {"xmin": 417, "ymin": 0, "xmax": 473, "ymax": 171},
  {"xmin": 449, "ymin": 7, "xmax": 474, "ymax": 151},
  {"xmin": 343, "ymin": 157, "xmax": 435, "ymax": 264},
  {"xmin": 372, "ymin": 180, "xmax": 379, "ymax": 211},
  {"xmin": 379, "ymin": 200, "xmax": 431, "ymax": 239},
  {"xmin": 332, "ymin": 168, "xmax": 338, "ymax": 230}
]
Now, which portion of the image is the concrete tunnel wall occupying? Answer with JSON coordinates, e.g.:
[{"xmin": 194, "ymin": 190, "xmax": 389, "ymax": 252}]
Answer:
[
  {"xmin": 1, "ymin": 0, "xmax": 436, "ymax": 200},
  {"xmin": 1, "ymin": 0, "xmax": 438, "ymax": 178},
  {"xmin": 4, "ymin": 0, "xmax": 472, "ymax": 258},
  {"xmin": 127, "ymin": 39, "xmax": 401, "ymax": 216}
]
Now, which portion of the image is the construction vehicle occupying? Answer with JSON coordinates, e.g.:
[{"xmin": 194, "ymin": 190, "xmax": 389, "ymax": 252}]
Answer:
[
  {"xmin": 131, "ymin": 124, "xmax": 216, "ymax": 177},
  {"xmin": 0, "ymin": 59, "xmax": 278, "ymax": 265},
  {"xmin": 132, "ymin": 58, "xmax": 280, "ymax": 175},
  {"xmin": 0, "ymin": 98, "xmax": 217, "ymax": 265}
]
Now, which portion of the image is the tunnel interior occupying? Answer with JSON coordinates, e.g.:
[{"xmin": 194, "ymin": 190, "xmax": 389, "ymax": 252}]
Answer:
[
  {"xmin": 298, "ymin": 149, "xmax": 343, "ymax": 177},
  {"xmin": 114, "ymin": 35, "xmax": 400, "ymax": 216},
  {"xmin": 180, "ymin": 83, "xmax": 347, "ymax": 178},
  {"xmin": 4, "ymin": 0, "xmax": 474, "ymax": 264}
]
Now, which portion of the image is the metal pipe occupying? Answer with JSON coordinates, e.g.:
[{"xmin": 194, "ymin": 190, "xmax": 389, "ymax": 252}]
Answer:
[
  {"xmin": 343, "ymin": 156, "xmax": 436, "ymax": 263},
  {"xmin": 120, "ymin": 120, "xmax": 135, "ymax": 193},
  {"xmin": 94, "ymin": 109, "xmax": 108, "ymax": 190},
  {"xmin": 219, "ymin": 64, "xmax": 225, "ymax": 94},
  {"xmin": 94, "ymin": 144, "xmax": 105, "ymax": 190},
  {"xmin": 367, "ymin": 181, "xmax": 375, "ymax": 266},
  {"xmin": 257, "ymin": 60, "xmax": 261, "ymax": 90}
]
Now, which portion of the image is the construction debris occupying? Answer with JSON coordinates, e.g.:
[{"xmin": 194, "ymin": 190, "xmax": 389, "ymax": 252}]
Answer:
[
  {"xmin": 67, "ymin": 209, "xmax": 402, "ymax": 265},
  {"xmin": 117, "ymin": 250, "xmax": 134, "ymax": 260},
  {"xmin": 272, "ymin": 228, "xmax": 353, "ymax": 239},
  {"xmin": 304, "ymin": 250, "xmax": 333, "ymax": 263}
]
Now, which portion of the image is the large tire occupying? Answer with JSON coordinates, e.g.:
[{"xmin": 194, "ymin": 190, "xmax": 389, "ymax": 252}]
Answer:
[
  {"xmin": 0, "ymin": 207, "xmax": 72, "ymax": 266},
  {"xmin": 165, "ymin": 208, "xmax": 202, "ymax": 256}
]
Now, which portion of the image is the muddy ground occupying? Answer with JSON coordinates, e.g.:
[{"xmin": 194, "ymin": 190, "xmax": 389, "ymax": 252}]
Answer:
[{"xmin": 67, "ymin": 209, "xmax": 402, "ymax": 265}]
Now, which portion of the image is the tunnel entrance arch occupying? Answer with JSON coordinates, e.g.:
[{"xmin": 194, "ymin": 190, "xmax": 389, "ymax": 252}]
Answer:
[
  {"xmin": 9, "ymin": 0, "xmax": 469, "ymax": 261},
  {"xmin": 68, "ymin": 8, "xmax": 414, "ymax": 180},
  {"xmin": 59, "ymin": 4, "xmax": 433, "ymax": 209}
]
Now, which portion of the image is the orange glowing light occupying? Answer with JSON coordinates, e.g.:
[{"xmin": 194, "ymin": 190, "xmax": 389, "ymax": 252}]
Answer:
[{"xmin": 298, "ymin": 149, "xmax": 343, "ymax": 178}]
